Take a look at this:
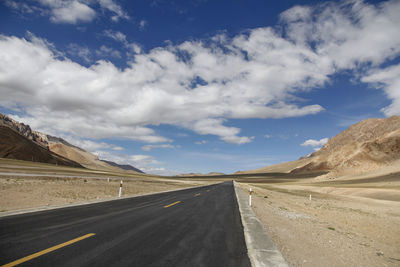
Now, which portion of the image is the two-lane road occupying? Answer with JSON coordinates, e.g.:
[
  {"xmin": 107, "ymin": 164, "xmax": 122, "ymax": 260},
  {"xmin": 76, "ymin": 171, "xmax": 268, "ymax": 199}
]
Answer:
[{"xmin": 0, "ymin": 181, "xmax": 251, "ymax": 266}]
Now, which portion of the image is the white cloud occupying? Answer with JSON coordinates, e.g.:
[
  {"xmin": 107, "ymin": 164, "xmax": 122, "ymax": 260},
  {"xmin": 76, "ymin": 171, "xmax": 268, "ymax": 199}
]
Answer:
[
  {"xmin": 141, "ymin": 144, "xmax": 174, "ymax": 151},
  {"xmin": 93, "ymin": 150, "xmax": 175, "ymax": 175},
  {"xmin": 195, "ymin": 140, "xmax": 208, "ymax": 145},
  {"xmin": 5, "ymin": 0, "xmax": 47, "ymax": 16},
  {"xmin": 103, "ymin": 30, "xmax": 142, "ymax": 55},
  {"xmin": 63, "ymin": 137, "xmax": 124, "ymax": 152},
  {"xmin": 103, "ymin": 30, "xmax": 127, "ymax": 44},
  {"xmin": 301, "ymin": 138, "xmax": 329, "ymax": 149},
  {"xmin": 361, "ymin": 64, "xmax": 400, "ymax": 116},
  {"xmin": 1, "ymin": 0, "xmax": 400, "ymax": 145},
  {"xmin": 6, "ymin": 0, "xmax": 130, "ymax": 24},
  {"xmin": 127, "ymin": 43, "xmax": 142, "ymax": 54},
  {"xmin": 139, "ymin": 20, "xmax": 148, "ymax": 30},
  {"xmin": 96, "ymin": 45, "xmax": 121, "ymax": 58},
  {"xmin": 67, "ymin": 43, "xmax": 91, "ymax": 62},
  {"xmin": 98, "ymin": 0, "xmax": 130, "ymax": 22},
  {"xmin": 280, "ymin": 0, "xmax": 400, "ymax": 69},
  {"xmin": 39, "ymin": 0, "xmax": 96, "ymax": 24}
]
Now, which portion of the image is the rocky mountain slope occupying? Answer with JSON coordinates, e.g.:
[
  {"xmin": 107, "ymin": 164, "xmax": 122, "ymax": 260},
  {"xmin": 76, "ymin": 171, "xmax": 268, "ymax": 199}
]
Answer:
[
  {"xmin": 48, "ymin": 142, "xmax": 130, "ymax": 172},
  {"xmin": 293, "ymin": 116, "xmax": 400, "ymax": 176},
  {"xmin": 0, "ymin": 125, "xmax": 83, "ymax": 167},
  {"xmin": 242, "ymin": 116, "xmax": 400, "ymax": 178},
  {"xmin": 0, "ymin": 113, "xmax": 143, "ymax": 173},
  {"xmin": 0, "ymin": 114, "xmax": 49, "ymax": 148}
]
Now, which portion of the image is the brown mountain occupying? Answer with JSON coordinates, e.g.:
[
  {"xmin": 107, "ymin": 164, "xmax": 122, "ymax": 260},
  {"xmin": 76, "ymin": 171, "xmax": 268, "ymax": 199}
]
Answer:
[
  {"xmin": 0, "ymin": 113, "xmax": 143, "ymax": 173},
  {"xmin": 48, "ymin": 142, "xmax": 143, "ymax": 173},
  {"xmin": 0, "ymin": 114, "xmax": 49, "ymax": 148},
  {"xmin": 292, "ymin": 116, "xmax": 400, "ymax": 176},
  {"xmin": 241, "ymin": 116, "xmax": 400, "ymax": 178},
  {"xmin": 0, "ymin": 125, "xmax": 83, "ymax": 167}
]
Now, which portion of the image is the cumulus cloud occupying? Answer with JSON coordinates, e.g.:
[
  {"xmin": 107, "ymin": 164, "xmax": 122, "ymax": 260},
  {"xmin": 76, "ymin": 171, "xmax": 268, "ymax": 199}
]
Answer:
[
  {"xmin": 1, "ymin": 0, "xmax": 400, "ymax": 146},
  {"xmin": 362, "ymin": 64, "xmax": 400, "ymax": 116},
  {"xmin": 38, "ymin": 0, "xmax": 96, "ymax": 24},
  {"xmin": 141, "ymin": 144, "xmax": 175, "ymax": 151},
  {"xmin": 195, "ymin": 140, "xmax": 208, "ymax": 145},
  {"xmin": 301, "ymin": 138, "xmax": 329, "ymax": 150}
]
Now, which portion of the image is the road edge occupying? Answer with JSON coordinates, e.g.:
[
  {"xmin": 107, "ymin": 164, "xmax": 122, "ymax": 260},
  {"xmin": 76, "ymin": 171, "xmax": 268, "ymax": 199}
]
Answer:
[
  {"xmin": 0, "ymin": 182, "xmax": 216, "ymax": 218},
  {"xmin": 233, "ymin": 181, "xmax": 288, "ymax": 267}
]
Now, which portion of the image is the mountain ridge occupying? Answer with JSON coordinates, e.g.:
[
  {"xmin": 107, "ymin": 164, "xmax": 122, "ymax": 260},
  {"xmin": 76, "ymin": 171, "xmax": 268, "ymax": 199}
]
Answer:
[
  {"xmin": 0, "ymin": 113, "xmax": 143, "ymax": 173},
  {"xmin": 0, "ymin": 125, "xmax": 83, "ymax": 168},
  {"xmin": 241, "ymin": 116, "xmax": 400, "ymax": 179}
]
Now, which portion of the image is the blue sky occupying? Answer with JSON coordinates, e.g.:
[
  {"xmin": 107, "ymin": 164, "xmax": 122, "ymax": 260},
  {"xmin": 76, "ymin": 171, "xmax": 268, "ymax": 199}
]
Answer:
[{"xmin": 0, "ymin": 0, "xmax": 399, "ymax": 175}]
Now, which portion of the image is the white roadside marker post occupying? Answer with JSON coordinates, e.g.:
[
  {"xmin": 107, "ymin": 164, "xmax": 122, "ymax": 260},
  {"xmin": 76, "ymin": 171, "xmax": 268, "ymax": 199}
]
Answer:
[
  {"xmin": 107, "ymin": 178, "xmax": 110, "ymax": 183},
  {"xmin": 249, "ymin": 188, "xmax": 253, "ymax": 207},
  {"xmin": 309, "ymin": 194, "xmax": 312, "ymax": 201},
  {"xmin": 118, "ymin": 180, "xmax": 123, "ymax": 198}
]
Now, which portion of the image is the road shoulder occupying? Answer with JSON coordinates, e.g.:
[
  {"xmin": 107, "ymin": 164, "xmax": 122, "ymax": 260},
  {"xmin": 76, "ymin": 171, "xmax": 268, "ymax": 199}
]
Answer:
[{"xmin": 233, "ymin": 181, "xmax": 288, "ymax": 267}]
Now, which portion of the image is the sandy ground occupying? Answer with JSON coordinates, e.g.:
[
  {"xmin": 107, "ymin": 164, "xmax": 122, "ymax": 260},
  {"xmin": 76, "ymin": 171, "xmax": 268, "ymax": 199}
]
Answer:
[
  {"xmin": 0, "ymin": 176, "xmax": 212, "ymax": 212},
  {"xmin": 237, "ymin": 182, "xmax": 400, "ymax": 267}
]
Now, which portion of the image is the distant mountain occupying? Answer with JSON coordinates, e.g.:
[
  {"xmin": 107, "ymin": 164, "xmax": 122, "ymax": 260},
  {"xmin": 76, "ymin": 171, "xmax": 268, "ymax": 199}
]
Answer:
[
  {"xmin": 48, "ymin": 142, "xmax": 127, "ymax": 172},
  {"xmin": 241, "ymin": 116, "xmax": 400, "ymax": 178},
  {"xmin": 100, "ymin": 160, "xmax": 144, "ymax": 173},
  {"xmin": 292, "ymin": 116, "xmax": 400, "ymax": 176},
  {"xmin": 0, "ymin": 113, "xmax": 144, "ymax": 173},
  {"xmin": 178, "ymin": 172, "xmax": 226, "ymax": 177},
  {"xmin": 0, "ymin": 125, "xmax": 83, "ymax": 168}
]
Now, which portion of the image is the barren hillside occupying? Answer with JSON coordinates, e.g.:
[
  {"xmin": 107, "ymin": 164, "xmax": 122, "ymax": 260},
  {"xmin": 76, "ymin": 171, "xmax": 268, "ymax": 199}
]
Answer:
[
  {"xmin": 0, "ymin": 113, "xmax": 142, "ymax": 173},
  {"xmin": 48, "ymin": 143, "xmax": 124, "ymax": 172},
  {"xmin": 293, "ymin": 116, "xmax": 400, "ymax": 177},
  {"xmin": 0, "ymin": 126, "xmax": 83, "ymax": 168},
  {"xmin": 242, "ymin": 116, "xmax": 400, "ymax": 178}
]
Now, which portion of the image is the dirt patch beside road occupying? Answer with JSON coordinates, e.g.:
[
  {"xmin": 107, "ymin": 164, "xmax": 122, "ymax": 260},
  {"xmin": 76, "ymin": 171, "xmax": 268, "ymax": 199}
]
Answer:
[{"xmin": 237, "ymin": 182, "xmax": 400, "ymax": 266}]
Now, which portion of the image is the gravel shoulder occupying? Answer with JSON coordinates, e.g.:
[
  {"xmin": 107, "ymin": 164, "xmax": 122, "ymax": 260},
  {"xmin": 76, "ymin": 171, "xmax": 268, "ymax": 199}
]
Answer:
[{"xmin": 237, "ymin": 182, "xmax": 400, "ymax": 267}]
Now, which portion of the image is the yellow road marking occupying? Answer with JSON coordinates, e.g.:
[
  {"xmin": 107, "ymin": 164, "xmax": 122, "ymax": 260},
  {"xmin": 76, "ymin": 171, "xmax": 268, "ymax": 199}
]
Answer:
[
  {"xmin": 1, "ymin": 233, "xmax": 95, "ymax": 267},
  {"xmin": 195, "ymin": 193, "xmax": 201, "ymax": 196},
  {"xmin": 206, "ymin": 190, "xmax": 210, "ymax": 192},
  {"xmin": 164, "ymin": 201, "xmax": 181, "ymax": 208}
]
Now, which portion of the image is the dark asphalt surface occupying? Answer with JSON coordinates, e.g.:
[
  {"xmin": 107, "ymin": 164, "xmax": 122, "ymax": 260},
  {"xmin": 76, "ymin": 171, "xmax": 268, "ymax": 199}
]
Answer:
[{"xmin": 0, "ymin": 181, "xmax": 250, "ymax": 267}]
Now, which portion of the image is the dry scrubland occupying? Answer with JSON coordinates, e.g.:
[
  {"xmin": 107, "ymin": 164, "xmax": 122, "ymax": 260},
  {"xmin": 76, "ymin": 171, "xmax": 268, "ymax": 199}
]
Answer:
[
  {"xmin": 0, "ymin": 159, "xmax": 214, "ymax": 213},
  {"xmin": 237, "ymin": 173, "xmax": 400, "ymax": 267}
]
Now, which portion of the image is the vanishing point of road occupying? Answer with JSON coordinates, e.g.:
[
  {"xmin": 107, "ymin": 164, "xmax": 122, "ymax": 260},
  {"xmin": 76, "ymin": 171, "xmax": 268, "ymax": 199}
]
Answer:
[{"xmin": 0, "ymin": 181, "xmax": 251, "ymax": 266}]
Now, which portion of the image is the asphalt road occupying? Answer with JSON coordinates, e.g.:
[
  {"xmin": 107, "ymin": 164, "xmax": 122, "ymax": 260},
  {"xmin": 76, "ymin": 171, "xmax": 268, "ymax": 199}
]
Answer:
[{"xmin": 0, "ymin": 181, "xmax": 250, "ymax": 267}]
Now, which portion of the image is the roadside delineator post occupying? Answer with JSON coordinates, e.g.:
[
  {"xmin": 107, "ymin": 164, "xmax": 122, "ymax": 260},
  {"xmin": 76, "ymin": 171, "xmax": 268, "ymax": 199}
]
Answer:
[
  {"xmin": 309, "ymin": 194, "xmax": 312, "ymax": 201},
  {"xmin": 249, "ymin": 188, "xmax": 253, "ymax": 207},
  {"xmin": 118, "ymin": 180, "xmax": 123, "ymax": 197}
]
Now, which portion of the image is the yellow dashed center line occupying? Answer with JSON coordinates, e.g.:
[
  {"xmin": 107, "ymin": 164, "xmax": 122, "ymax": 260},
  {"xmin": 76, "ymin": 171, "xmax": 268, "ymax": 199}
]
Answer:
[
  {"xmin": 195, "ymin": 193, "xmax": 201, "ymax": 196},
  {"xmin": 164, "ymin": 201, "xmax": 181, "ymax": 208},
  {"xmin": 1, "ymin": 233, "xmax": 95, "ymax": 267}
]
